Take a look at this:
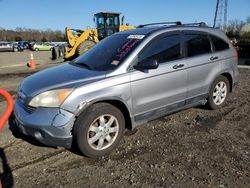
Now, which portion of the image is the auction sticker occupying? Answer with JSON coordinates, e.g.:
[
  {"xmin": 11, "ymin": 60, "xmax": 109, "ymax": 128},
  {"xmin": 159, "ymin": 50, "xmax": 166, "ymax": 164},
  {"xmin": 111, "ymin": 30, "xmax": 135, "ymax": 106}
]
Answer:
[{"xmin": 127, "ymin": 35, "xmax": 145, "ymax": 39}]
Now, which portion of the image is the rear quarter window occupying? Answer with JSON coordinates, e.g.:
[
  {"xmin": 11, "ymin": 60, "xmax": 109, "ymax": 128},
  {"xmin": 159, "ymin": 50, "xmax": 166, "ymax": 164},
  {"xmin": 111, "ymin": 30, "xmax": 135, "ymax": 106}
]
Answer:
[{"xmin": 210, "ymin": 35, "xmax": 229, "ymax": 52}]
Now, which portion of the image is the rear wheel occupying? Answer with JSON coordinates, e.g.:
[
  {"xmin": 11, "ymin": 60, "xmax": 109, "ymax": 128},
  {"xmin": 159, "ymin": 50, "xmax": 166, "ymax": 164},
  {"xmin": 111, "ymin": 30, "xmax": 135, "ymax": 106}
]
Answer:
[
  {"xmin": 73, "ymin": 103, "xmax": 125, "ymax": 158},
  {"xmin": 75, "ymin": 40, "xmax": 95, "ymax": 57},
  {"xmin": 35, "ymin": 48, "xmax": 39, "ymax": 51},
  {"xmin": 208, "ymin": 75, "xmax": 230, "ymax": 110}
]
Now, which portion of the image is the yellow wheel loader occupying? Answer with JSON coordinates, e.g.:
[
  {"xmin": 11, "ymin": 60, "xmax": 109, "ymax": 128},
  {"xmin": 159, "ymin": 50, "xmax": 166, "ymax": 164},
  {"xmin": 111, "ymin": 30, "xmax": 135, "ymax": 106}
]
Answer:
[{"xmin": 52, "ymin": 12, "xmax": 135, "ymax": 61}]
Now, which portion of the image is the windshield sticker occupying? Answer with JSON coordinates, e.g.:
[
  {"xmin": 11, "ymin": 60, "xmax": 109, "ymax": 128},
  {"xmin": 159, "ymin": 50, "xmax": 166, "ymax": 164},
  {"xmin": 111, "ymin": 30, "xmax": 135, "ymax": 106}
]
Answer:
[
  {"xmin": 117, "ymin": 39, "xmax": 140, "ymax": 61},
  {"xmin": 111, "ymin": 60, "xmax": 120, "ymax": 66},
  {"xmin": 127, "ymin": 35, "xmax": 145, "ymax": 39}
]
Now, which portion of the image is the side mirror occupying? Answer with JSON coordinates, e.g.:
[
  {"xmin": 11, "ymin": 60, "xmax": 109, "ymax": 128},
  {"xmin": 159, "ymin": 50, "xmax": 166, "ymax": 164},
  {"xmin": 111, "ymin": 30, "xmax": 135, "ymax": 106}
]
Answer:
[
  {"xmin": 121, "ymin": 16, "xmax": 125, "ymax": 25},
  {"xmin": 134, "ymin": 58, "xmax": 159, "ymax": 70},
  {"xmin": 93, "ymin": 17, "xmax": 96, "ymax": 23}
]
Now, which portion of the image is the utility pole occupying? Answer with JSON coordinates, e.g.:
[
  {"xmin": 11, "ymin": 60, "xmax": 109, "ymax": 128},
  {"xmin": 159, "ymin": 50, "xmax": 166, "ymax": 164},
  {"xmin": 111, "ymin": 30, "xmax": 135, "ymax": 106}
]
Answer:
[{"xmin": 213, "ymin": 0, "xmax": 228, "ymax": 31}]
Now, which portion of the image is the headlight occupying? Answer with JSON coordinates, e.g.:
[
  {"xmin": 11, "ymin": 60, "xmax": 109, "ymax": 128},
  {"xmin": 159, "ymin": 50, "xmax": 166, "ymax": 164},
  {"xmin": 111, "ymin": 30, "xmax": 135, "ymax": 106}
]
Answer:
[{"xmin": 29, "ymin": 89, "xmax": 73, "ymax": 107}]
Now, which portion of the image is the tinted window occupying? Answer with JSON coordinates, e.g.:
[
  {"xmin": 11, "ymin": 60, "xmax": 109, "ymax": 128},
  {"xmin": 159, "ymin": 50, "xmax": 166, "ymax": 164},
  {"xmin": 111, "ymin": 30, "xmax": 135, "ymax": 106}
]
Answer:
[
  {"xmin": 74, "ymin": 34, "xmax": 144, "ymax": 71},
  {"xmin": 185, "ymin": 34, "xmax": 211, "ymax": 57},
  {"xmin": 139, "ymin": 34, "xmax": 181, "ymax": 64},
  {"xmin": 210, "ymin": 35, "xmax": 229, "ymax": 51}
]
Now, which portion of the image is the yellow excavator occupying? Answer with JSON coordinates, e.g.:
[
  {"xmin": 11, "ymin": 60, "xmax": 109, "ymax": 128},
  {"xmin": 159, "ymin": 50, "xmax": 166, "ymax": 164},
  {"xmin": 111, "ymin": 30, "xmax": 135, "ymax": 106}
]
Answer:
[{"xmin": 52, "ymin": 12, "xmax": 135, "ymax": 61}]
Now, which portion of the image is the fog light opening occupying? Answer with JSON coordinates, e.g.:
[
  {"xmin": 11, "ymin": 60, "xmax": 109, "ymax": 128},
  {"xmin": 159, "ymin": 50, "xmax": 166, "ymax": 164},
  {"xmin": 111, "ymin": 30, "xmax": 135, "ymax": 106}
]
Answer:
[{"xmin": 34, "ymin": 131, "xmax": 42, "ymax": 139}]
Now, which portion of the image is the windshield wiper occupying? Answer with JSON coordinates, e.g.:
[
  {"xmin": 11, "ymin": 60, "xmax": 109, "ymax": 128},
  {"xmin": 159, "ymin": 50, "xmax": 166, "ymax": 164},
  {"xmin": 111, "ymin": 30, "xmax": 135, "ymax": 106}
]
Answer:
[{"xmin": 74, "ymin": 62, "xmax": 93, "ymax": 70}]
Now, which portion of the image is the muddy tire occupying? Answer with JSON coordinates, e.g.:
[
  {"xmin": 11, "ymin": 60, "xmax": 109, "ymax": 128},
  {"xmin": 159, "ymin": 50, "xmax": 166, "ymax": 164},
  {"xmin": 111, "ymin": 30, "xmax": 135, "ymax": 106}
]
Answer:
[
  {"xmin": 73, "ymin": 103, "xmax": 125, "ymax": 158},
  {"xmin": 75, "ymin": 40, "xmax": 95, "ymax": 57},
  {"xmin": 51, "ymin": 47, "xmax": 59, "ymax": 60},
  {"xmin": 208, "ymin": 75, "xmax": 230, "ymax": 110},
  {"xmin": 58, "ymin": 45, "xmax": 65, "ymax": 57}
]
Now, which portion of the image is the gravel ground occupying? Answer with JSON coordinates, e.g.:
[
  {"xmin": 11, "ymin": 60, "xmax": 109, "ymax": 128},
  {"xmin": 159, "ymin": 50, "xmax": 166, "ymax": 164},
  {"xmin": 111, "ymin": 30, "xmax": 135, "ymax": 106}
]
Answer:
[{"xmin": 0, "ymin": 54, "xmax": 249, "ymax": 187}]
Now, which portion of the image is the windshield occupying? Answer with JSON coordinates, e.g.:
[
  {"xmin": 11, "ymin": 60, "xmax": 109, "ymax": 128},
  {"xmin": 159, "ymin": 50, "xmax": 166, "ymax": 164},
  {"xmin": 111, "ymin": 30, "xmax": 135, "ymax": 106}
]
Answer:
[
  {"xmin": 95, "ymin": 15, "xmax": 105, "ymax": 29},
  {"xmin": 73, "ymin": 34, "xmax": 145, "ymax": 71}
]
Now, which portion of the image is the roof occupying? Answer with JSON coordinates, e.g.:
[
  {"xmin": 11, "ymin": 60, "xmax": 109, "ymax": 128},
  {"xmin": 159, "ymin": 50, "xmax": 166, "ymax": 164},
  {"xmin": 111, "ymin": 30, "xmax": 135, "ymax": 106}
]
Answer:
[
  {"xmin": 118, "ymin": 27, "xmax": 162, "ymax": 35},
  {"xmin": 117, "ymin": 23, "xmax": 219, "ymax": 37}
]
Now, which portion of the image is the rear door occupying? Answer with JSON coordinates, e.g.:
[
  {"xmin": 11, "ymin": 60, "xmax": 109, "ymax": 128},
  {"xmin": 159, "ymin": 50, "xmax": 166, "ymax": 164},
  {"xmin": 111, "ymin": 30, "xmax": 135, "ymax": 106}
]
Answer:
[
  {"xmin": 182, "ymin": 31, "xmax": 219, "ymax": 104},
  {"xmin": 130, "ymin": 32, "xmax": 188, "ymax": 122}
]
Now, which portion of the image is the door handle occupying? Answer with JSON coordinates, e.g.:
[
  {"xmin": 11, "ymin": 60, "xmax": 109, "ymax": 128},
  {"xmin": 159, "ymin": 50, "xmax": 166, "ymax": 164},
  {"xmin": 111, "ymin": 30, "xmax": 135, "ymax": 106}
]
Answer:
[
  {"xmin": 173, "ymin": 64, "xmax": 184, "ymax": 69},
  {"xmin": 210, "ymin": 56, "xmax": 219, "ymax": 61}
]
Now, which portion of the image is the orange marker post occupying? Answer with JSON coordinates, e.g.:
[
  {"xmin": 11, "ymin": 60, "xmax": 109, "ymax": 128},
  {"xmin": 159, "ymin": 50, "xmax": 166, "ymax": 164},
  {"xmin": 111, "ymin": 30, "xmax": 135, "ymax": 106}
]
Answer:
[{"xmin": 27, "ymin": 53, "xmax": 36, "ymax": 69}]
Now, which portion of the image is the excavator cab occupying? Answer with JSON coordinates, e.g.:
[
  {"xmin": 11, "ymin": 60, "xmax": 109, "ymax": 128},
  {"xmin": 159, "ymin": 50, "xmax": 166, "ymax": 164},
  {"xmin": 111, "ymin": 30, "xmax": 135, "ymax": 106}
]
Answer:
[
  {"xmin": 55, "ymin": 12, "xmax": 134, "ymax": 61},
  {"xmin": 94, "ymin": 12, "xmax": 121, "ymax": 41}
]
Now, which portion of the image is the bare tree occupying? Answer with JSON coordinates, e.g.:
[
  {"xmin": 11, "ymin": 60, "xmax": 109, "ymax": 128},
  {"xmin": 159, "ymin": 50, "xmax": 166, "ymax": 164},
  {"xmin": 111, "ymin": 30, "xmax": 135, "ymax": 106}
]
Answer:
[
  {"xmin": 0, "ymin": 27, "xmax": 65, "ymax": 42},
  {"xmin": 226, "ymin": 19, "xmax": 245, "ymax": 38}
]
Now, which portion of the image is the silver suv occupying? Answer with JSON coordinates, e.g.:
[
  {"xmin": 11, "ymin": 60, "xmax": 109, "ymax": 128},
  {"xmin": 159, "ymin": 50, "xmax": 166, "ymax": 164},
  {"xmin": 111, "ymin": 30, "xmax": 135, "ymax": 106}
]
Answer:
[{"xmin": 13, "ymin": 22, "xmax": 239, "ymax": 158}]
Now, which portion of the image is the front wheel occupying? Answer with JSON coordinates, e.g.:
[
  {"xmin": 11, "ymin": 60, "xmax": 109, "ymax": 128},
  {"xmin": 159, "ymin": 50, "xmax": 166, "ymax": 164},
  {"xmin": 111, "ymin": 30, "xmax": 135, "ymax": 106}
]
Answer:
[
  {"xmin": 73, "ymin": 103, "xmax": 125, "ymax": 158},
  {"xmin": 207, "ymin": 75, "xmax": 230, "ymax": 110},
  {"xmin": 75, "ymin": 40, "xmax": 95, "ymax": 57}
]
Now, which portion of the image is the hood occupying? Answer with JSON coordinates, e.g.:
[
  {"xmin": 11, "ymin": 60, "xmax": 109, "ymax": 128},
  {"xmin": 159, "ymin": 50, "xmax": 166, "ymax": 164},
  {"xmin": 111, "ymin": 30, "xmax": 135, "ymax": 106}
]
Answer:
[{"xmin": 21, "ymin": 63, "xmax": 106, "ymax": 97}]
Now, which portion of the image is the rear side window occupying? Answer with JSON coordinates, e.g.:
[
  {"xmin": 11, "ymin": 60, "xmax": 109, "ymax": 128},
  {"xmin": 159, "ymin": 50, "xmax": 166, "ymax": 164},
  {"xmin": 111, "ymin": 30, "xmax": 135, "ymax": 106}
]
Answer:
[
  {"xmin": 184, "ymin": 34, "xmax": 211, "ymax": 57},
  {"xmin": 210, "ymin": 35, "xmax": 229, "ymax": 51},
  {"xmin": 139, "ymin": 34, "xmax": 181, "ymax": 64}
]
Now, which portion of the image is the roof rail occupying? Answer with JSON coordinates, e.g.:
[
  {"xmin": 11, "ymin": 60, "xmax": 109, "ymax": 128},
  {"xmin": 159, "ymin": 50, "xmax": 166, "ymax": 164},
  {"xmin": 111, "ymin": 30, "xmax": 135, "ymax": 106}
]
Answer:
[
  {"xmin": 181, "ymin": 22, "xmax": 207, "ymax": 27},
  {"xmin": 137, "ymin": 21, "xmax": 182, "ymax": 28}
]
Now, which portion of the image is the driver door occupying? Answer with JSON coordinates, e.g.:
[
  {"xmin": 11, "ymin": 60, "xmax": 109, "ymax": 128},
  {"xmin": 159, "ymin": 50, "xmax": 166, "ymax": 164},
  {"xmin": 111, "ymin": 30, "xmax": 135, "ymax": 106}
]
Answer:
[{"xmin": 130, "ymin": 32, "xmax": 188, "ymax": 122}]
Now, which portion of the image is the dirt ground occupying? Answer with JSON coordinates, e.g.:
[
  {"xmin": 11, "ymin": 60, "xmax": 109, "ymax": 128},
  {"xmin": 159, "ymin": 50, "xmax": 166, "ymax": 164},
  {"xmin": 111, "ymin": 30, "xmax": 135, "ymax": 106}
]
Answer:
[{"xmin": 0, "ymin": 52, "xmax": 250, "ymax": 187}]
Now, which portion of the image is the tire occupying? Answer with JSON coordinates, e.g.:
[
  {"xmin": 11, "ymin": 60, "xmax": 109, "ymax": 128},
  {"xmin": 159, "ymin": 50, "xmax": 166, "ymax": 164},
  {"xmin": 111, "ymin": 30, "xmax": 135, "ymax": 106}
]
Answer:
[
  {"xmin": 58, "ymin": 45, "xmax": 65, "ymax": 57},
  {"xmin": 35, "ymin": 48, "xmax": 39, "ymax": 51},
  {"xmin": 13, "ymin": 48, "xmax": 18, "ymax": 52},
  {"xmin": 73, "ymin": 103, "xmax": 125, "ymax": 158},
  {"xmin": 207, "ymin": 75, "xmax": 230, "ymax": 110},
  {"xmin": 75, "ymin": 40, "xmax": 95, "ymax": 57},
  {"xmin": 51, "ymin": 47, "xmax": 59, "ymax": 60}
]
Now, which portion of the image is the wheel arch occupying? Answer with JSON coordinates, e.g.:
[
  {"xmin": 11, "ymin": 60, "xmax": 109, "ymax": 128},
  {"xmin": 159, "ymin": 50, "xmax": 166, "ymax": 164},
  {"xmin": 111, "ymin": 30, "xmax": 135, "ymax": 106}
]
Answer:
[
  {"xmin": 220, "ymin": 72, "xmax": 233, "ymax": 92},
  {"xmin": 209, "ymin": 71, "xmax": 233, "ymax": 94},
  {"xmin": 77, "ymin": 99, "xmax": 133, "ymax": 130},
  {"xmin": 94, "ymin": 100, "xmax": 132, "ymax": 130}
]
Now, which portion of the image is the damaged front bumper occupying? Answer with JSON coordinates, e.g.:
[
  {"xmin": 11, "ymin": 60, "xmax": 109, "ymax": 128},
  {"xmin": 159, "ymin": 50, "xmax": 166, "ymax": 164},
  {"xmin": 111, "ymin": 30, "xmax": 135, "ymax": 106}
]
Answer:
[{"xmin": 13, "ymin": 99, "xmax": 75, "ymax": 148}]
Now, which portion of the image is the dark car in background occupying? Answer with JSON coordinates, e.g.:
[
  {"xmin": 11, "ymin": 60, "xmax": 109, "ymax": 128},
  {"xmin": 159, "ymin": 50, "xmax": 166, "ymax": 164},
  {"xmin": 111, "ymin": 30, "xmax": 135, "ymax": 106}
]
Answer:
[
  {"xmin": 18, "ymin": 41, "xmax": 30, "ymax": 49},
  {"xmin": 0, "ymin": 42, "xmax": 23, "ymax": 52}
]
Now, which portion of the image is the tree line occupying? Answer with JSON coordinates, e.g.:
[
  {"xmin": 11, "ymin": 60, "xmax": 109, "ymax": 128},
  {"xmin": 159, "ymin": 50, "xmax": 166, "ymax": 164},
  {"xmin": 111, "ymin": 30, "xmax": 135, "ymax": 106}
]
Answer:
[
  {"xmin": 225, "ymin": 16, "xmax": 250, "ymax": 41},
  {"xmin": 0, "ymin": 16, "xmax": 250, "ymax": 43},
  {"xmin": 0, "ymin": 27, "xmax": 65, "ymax": 42}
]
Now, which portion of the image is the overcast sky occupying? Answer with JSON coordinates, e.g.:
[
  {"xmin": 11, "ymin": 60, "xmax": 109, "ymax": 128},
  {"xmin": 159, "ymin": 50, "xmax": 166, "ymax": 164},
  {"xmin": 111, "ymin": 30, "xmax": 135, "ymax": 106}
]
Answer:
[{"xmin": 0, "ymin": 0, "xmax": 249, "ymax": 30}]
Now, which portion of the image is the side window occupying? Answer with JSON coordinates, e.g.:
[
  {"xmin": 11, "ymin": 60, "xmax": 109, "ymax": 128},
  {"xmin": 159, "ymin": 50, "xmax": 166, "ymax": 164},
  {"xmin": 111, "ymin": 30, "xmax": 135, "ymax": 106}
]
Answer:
[
  {"xmin": 139, "ymin": 34, "xmax": 181, "ymax": 64},
  {"xmin": 114, "ymin": 16, "xmax": 119, "ymax": 26},
  {"xmin": 210, "ymin": 35, "xmax": 229, "ymax": 51},
  {"xmin": 184, "ymin": 34, "xmax": 211, "ymax": 57}
]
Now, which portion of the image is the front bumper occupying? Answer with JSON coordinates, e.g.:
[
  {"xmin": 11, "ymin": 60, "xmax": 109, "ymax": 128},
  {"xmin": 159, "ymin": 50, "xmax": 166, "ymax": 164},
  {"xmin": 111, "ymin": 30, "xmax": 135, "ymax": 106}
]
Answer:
[{"xmin": 13, "ymin": 99, "xmax": 76, "ymax": 148}]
